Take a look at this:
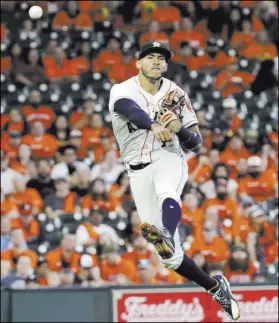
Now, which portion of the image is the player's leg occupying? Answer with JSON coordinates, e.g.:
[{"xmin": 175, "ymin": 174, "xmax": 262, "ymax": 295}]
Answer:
[{"xmin": 151, "ymin": 152, "xmax": 240, "ymax": 321}]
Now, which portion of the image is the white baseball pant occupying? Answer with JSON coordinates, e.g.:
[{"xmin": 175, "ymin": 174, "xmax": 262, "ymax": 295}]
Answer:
[{"xmin": 128, "ymin": 149, "xmax": 188, "ymax": 269}]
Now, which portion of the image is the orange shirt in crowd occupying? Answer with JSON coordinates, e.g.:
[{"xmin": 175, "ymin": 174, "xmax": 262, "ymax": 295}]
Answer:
[
  {"xmin": 187, "ymin": 235, "xmax": 230, "ymax": 264},
  {"xmin": 170, "ymin": 30, "xmax": 206, "ymax": 50},
  {"xmin": 201, "ymin": 197, "xmax": 241, "ymax": 239},
  {"xmin": 11, "ymin": 217, "xmax": 40, "ymax": 242},
  {"xmin": 265, "ymin": 242, "xmax": 278, "ymax": 265},
  {"xmin": 181, "ymin": 204, "xmax": 204, "ymax": 230},
  {"xmin": 0, "ymin": 56, "xmax": 11, "ymax": 74},
  {"xmin": 230, "ymin": 31, "xmax": 256, "ymax": 51},
  {"xmin": 108, "ymin": 183, "xmax": 132, "ymax": 206},
  {"xmin": 8, "ymin": 188, "xmax": 43, "ymax": 215},
  {"xmin": 22, "ymin": 105, "xmax": 55, "ymax": 129},
  {"xmin": 225, "ymin": 261, "xmax": 258, "ymax": 283},
  {"xmin": 240, "ymin": 42, "xmax": 278, "ymax": 61},
  {"xmin": 1, "ymin": 248, "xmax": 38, "ymax": 269},
  {"xmin": 109, "ymin": 59, "xmax": 138, "ymax": 83},
  {"xmin": 1, "ymin": 140, "xmax": 20, "ymax": 160},
  {"xmin": 9, "ymin": 159, "xmax": 29, "ymax": 176},
  {"xmin": 1, "ymin": 23, "xmax": 6, "ymax": 42},
  {"xmin": 92, "ymin": 50, "xmax": 122, "ymax": 75},
  {"xmin": 21, "ymin": 133, "xmax": 58, "ymax": 158},
  {"xmin": 45, "ymin": 248, "xmax": 98, "ymax": 274},
  {"xmin": 139, "ymin": 32, "xmax": 169, "ymax": 47},
  {"xmin": 0, "ymin": 117, "xmax": 25, "ymax": 133},
  {"xmin": 214, "ymin": 70, "xmax": 255, "ymax": 98},
  {"xmin": 72, "ymin": 56, "xmax": 90, "ymax": 74},
  {"xmin": 1, "ymin": 199, "xmax": 18, "ymax": 217},
  {"xmin": 43, "ymin": 57, "xmax": 79, "ymax": 79},
  {"xmin": 156, "ymin": 268, "xmax": 185, "ymax": 284},
  {"xmin": 100, "ymin": 258, "xmax": 137, "ymax": 282},
  {"xmin": 152, "ymin": 5, "xmax": 181, "ymax": 24},
  {"xmin": 238, "ymin": 171, "xmax": 277, "ymax": 202},
  {"xmin": 172, "ymin": 53, "xmax": 200, "ymax": 71},
  {"xmin": 187, "ymin": 156, "xmax": 212, "ymax": 184},
  {"xmin": 82, "ymin": 127, "xmax": 113, "ymax": 147},
  {"xmin": 52, "ymin": 10, "xmax": 93, "ymax": 30},
  {"xmin": 220, "ymin": 145, "xmax": 249, "ymax": 179},
  {"xmin": 93, "ymin": 144, "xmax": 119, "ymax": 163},
  {"xmin": 79, "ymin": 0, "xmax": 101, "ymax": 12},
  {"xmin": 122, "ymin": 249, "xmax": 156, "ymax": 267},
  {"xmin": 81, "ymin": 195, "xmax": 117, "ymax": 212}
]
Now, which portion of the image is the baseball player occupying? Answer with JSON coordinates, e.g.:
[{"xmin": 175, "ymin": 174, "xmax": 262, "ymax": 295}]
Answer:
[{"xmin": 108, "ymin": 41, "xmax": 240, "ymax": 321}]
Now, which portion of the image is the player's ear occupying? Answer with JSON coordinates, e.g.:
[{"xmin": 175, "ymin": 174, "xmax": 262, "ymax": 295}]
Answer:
[{"xmin": 136, "ymin": 60, "xmax": 141, "ymax": 69}]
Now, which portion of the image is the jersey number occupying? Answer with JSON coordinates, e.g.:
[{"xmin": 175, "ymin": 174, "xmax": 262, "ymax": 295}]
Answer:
[{"xmin": 127, "ymin": 122, "xmax": 138, "ymax": 133}]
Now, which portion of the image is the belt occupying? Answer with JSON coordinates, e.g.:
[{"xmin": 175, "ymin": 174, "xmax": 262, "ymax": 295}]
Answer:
[{"xmin": 129, "ymin": 163, "xmax": 151, "ymax": 170}]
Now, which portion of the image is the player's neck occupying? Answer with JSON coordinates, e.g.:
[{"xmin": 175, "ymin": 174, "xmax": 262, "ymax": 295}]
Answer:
[{"xmin": 138, "ymin": 73, "xmax": 162, "ymax": 95}]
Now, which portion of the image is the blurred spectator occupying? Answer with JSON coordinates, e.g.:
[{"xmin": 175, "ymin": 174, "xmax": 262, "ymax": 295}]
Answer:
[
  {"xmin": 210, "ymin": 121, "xmax": 231, "ymax": 152},
  {"xmin": 122, "ymin": 235, "xmax": 157, "ymax": 268},
  {"xmin": 200, "ymin": 162, "xmax": 238, "ymax": 199},
  {"xmin": 27, "ymin": 159, "xmax": 55, "ymax": 199},
  {"xmin": 1, "ymin": 108, "xmax": 29, "ymax": 136},
  {"xmin": 11, "ymin": 210, "xmax": 40, "ymax": 243},
  {"xmin": 170, "ymin": 17, "xmax": 206, "ymax": 50},
  {"xmin": 21, "ymin": 120, "xmax": 58, "ymax": 159},
  {"xmin": 1, "ymin": 190, "xmax": 19, "ymax": 219},
  {"xmin": 225, "ymin": 246, "xmax": 258, "ymax": 283},
  {"xmin": 23, "ymin": 89, "xmax": 55, "ymax": 130},
  {"xmin": 172, "ymin": 41, "xmax": 198, "ymax": 72},
  {"xmin": 81, "ymin": 178, "xmax": 117, "ymax": 216},
  {"xmin": 44, "ymin": 234, "xmax": 98, "ymax": 276},
  {"xmin": 100, "ymin": 244, "xmax": 137, "ymax": 285},
  {"xmin": 72, "ymin": 41, "xmax": 91, "ymax": 75},
  {"xmin": 201, "ymin": 178, "xmax": 241, "ymax": 244},
  {"xmin": 238, "ymin": 156, "xmax": 277, "ymax": 203},
  {"xmin": 52, "ymin": 0, "xmax": 93, "ymax": 31},
  {"xmin": 90, "ymin": 150, "xmax": 125, "ymax": 190},
  {"xmin": 13, "ymin": 48, "xmax": 45, "ymax": 86},
  {"xmin": 187, "ymin": 220, "xmax": 230, "ymax": 270},
  {"xmin": 51, "ymin": 144, "xmax": 89, "ymax": 184},
  {"xmin": 1, "ymin": 131, "xmax": 22, "ymax": 160},
  {"xmin": 139, "ymin": 21, "xmax": 168, "ymax": 47},
  {"xmin": 134, "ymin": 259, "xmax": 158, "ymax": 285},
  {"xmin": 243, "ymin": 128, "xmax": 263, "ymax": 155},
  {"xmin": 1, "ymin": 229, "xmax": 38, "ymax": 269},
  {"xmin": 48, "ymin": 115, "xmax": 70, "ymax": 147},
  {"xmin": 43, "ymin": 47, "xmax": 79, "ymax": 84},
  {"xmin": 230, "ymin": 19, "xmax": 256, "ymax": 51},
  {"xmin": 76, "ymin": 254, "xmax": 103, "ymax": 287},
  {"xmin": 109, "ymin": 50, "xmax": 138, "ymax": 84},
  {"xmin": 69, "ymin": 97, "xmax": 96, "ymax": 130},
  {"xmin": 214, "ymin": 61, "xmax": 255, "ymax": 98},
  {"xmin": 1, "ymin": 217, "xmax": 12, "ymax": 252},
  {"xmin": 151, "ymin": 0, "xmax": 181, "ymax": 31},
  {"xmin": 9, "ymin": 144, "xmax": 34, "ymax": 178},
  {"xmin": 76, "ymin": 207, "xmax": 120, "ymax": 250},
  {"xmin": 70, "ymin": 167, "xmax": 91, "ymax": 197},
  {"xmin": 108, "ymin": 171, "xmax": 132, "ymax": 207},
  {"xmin": 67, "ymin": 129, "xmax": 88, "ymax": 160},
  {"xmin": 1, "ymin": 150, "xmax": 24, "ymax": 195},
  {"xmin": 92, "ymin": 37, "xmax": 122, "ymax": 75},
  {"xmin": 44, "ymin": 177, "xmax": 81, "ymax": 219},
  {"xmin": 10, "ymin": 175, "xmax": 43, "ymax": 215},
  {"xmin": 221, "ymin": 98, "xmax": 243, "ymax": 134}
]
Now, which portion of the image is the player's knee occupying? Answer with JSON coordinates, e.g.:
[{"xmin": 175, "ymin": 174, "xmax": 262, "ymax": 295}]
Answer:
[
  {"xmin": 158, "ymin": 191, "xmax": 180, "ymax": 209},
  {"xmin": 161, "ymin": 251, "xmax": 184, "ymax": 270}
]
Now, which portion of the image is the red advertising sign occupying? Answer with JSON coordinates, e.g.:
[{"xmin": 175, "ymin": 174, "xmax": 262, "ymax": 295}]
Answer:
[{"xmin": 112, "ymin": 285, "xmax": 278, "ymax": 322}]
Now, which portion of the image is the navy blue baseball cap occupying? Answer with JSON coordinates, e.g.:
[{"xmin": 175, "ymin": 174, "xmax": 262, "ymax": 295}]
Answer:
[{"xmin": 138, "ymin": 41, "xmax": 173, "ymax": 62}]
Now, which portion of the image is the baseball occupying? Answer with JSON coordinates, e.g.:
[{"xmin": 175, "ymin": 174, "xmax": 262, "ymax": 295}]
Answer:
[{"xmin": 29, "ymin": 6, "xmax": 43, "ymax": 20}]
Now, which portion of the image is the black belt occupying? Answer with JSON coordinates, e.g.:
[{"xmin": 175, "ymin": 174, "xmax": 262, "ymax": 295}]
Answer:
[{"xmin": 129, "ymin": 163, "xmax": 151, "ymax": 170}]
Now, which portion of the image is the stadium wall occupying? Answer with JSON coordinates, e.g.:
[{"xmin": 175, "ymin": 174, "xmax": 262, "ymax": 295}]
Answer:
[{"xmin": 1, "ymin": 283, "xmax": 278, "ymax": 322}]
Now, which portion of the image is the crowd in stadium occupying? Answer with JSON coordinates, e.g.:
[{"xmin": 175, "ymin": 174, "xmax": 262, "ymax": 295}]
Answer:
[{"xmin": 1, "ymin": 0, "xmax": 278, "ymax": 289}]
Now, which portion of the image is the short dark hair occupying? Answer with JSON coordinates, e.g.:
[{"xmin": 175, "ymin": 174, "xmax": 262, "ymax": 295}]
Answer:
[{"xmin": 61, "ymin": 145, "xmax": 77, "ymax": 154}]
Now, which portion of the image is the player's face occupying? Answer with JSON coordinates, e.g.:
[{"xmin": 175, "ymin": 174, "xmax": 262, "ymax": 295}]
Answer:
[{"xmin": 137, "ymin": 53, "xmax": 168, "ymax": 82}]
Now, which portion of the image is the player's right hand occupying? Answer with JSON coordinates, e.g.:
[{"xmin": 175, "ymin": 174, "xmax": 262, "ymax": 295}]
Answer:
[{"xmin": 151, "ymin": 122, "xmax": 173, "ymax": 142}]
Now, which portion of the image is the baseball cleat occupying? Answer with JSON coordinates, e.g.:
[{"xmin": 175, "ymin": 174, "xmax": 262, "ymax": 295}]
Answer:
[
  {"xmin": 140, "ymin": 223, "xmax": 175, "ymax": 259},
  {"xmin": 209, "ymin": 275, "xmax": 241, "ymax": 321}
]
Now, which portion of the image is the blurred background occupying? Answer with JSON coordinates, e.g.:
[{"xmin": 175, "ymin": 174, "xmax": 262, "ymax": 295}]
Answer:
[{"xmin": 0, "ymin": 0, "xmax": 278, "ymax": 321}]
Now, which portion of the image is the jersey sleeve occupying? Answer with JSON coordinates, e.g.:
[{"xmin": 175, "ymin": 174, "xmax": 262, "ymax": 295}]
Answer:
[
  {"xmin": 180, "ymin": 93, "xmax": 198, "ymax": 128},
  {"xmin": 108, "ymin": 83, "xmax": 135, "ymax": 112}
]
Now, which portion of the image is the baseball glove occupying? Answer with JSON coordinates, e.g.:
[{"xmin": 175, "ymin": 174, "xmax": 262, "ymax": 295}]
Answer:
[{"xmin": 156, "ymin": 90, "xmax": 185, "ymax": 127}]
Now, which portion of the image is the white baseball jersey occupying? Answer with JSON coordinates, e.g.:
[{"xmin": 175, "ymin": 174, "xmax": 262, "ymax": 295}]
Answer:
[{"xmin": 108, "ymin": 75, "xmax": 198, "ymax": 167}]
